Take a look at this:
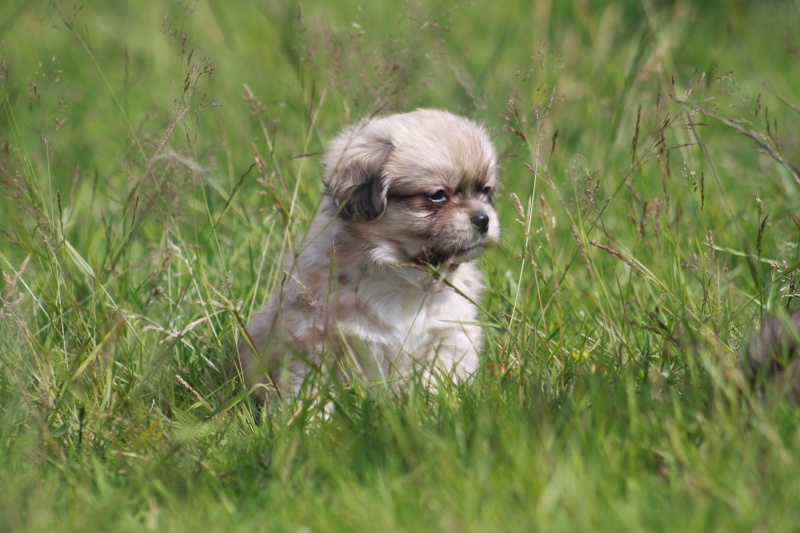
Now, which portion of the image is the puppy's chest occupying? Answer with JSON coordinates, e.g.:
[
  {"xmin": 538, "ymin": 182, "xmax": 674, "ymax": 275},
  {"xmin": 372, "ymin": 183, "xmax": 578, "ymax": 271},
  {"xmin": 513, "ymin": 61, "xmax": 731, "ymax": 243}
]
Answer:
[{"xmin": 333, "ymin": 276, "xmax": 464, "ymax": 352}]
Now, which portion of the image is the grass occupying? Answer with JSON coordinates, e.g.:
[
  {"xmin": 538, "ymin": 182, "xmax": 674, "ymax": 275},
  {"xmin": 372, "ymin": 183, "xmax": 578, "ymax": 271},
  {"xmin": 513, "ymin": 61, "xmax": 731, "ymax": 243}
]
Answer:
[{"xmin": 2, "ymin": 0, "xmax": 800, "ymax": 530}]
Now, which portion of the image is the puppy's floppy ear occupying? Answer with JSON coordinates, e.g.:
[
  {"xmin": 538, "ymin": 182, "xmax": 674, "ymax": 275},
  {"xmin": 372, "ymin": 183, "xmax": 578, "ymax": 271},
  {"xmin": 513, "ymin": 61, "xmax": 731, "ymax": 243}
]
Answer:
[{"xmin": 322, "ymin": 120, "xmax": 393, "ymax": 221}]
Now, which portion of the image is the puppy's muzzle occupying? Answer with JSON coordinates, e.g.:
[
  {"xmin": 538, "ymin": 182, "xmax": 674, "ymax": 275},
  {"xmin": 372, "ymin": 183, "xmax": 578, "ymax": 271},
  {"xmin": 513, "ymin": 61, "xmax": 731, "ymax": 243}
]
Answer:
[{"xmin": 471, "ymin": 210, "xmax": 490, "ymax": 234}]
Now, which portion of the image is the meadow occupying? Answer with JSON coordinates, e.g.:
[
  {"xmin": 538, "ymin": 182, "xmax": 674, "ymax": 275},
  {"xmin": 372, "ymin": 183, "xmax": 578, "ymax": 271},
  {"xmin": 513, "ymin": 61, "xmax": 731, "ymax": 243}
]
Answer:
[{"xmin": 2, "ymin": 0, "xmax": 800, "ymax": 530}]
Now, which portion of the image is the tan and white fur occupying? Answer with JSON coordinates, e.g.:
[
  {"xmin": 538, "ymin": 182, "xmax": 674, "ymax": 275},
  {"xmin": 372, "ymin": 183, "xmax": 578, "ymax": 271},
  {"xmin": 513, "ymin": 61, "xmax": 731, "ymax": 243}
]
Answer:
[{"xmin": 238, "ymin": 109, "xmax": 500, "ymax": 400}]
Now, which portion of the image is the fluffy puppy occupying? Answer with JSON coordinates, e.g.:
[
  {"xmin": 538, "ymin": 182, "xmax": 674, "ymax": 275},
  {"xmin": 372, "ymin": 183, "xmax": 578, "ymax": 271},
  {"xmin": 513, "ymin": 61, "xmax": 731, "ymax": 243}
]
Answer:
[{"xmin": 238, "ymin": 109, "xmax": 500, "ymax": 400}]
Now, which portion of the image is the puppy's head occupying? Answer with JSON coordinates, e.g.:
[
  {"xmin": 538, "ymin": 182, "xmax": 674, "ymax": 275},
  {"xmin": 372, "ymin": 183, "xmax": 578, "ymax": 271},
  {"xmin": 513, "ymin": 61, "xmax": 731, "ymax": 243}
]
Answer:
[{"xmin": 322, "ymin": 109, "xmax": 500, "ymax": 267}]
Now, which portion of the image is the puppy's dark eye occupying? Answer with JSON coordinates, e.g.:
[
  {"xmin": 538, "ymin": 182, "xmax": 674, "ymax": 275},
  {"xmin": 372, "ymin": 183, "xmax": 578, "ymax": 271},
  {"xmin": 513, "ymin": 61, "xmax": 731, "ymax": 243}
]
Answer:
[
  {"xmin": 481, "ymin": 186, "xmax": 494, "ymax": 198},
  {"xmin": 427, "ymin": 189, "xmax": 448, "ymax": 203}
]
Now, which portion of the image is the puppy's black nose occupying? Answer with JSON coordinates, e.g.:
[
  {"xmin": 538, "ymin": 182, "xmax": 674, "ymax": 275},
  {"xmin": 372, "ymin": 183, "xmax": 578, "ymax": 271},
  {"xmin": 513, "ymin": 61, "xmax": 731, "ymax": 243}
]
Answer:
[{"xmin": 471, "ymin": 211, "xmax": 490, "ymax": 234}]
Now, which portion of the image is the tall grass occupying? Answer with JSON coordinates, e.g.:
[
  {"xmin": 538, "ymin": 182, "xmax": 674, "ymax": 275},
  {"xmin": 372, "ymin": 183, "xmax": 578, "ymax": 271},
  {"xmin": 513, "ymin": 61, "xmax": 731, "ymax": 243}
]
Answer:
[{"xmin": 2, "ymin": 0, "xmax": 800, "ymax": 530}]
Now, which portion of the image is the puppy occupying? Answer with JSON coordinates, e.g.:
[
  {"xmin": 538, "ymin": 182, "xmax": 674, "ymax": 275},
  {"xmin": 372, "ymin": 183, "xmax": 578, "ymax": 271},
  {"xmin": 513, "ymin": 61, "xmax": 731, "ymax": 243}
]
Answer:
[
  {"xmin": 238, "ymin": 109, "xmax": 500, "ymax": 400},
  {"xmin": 745, "ymin": 310, "xmax": 800, "ymax": 401}
]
